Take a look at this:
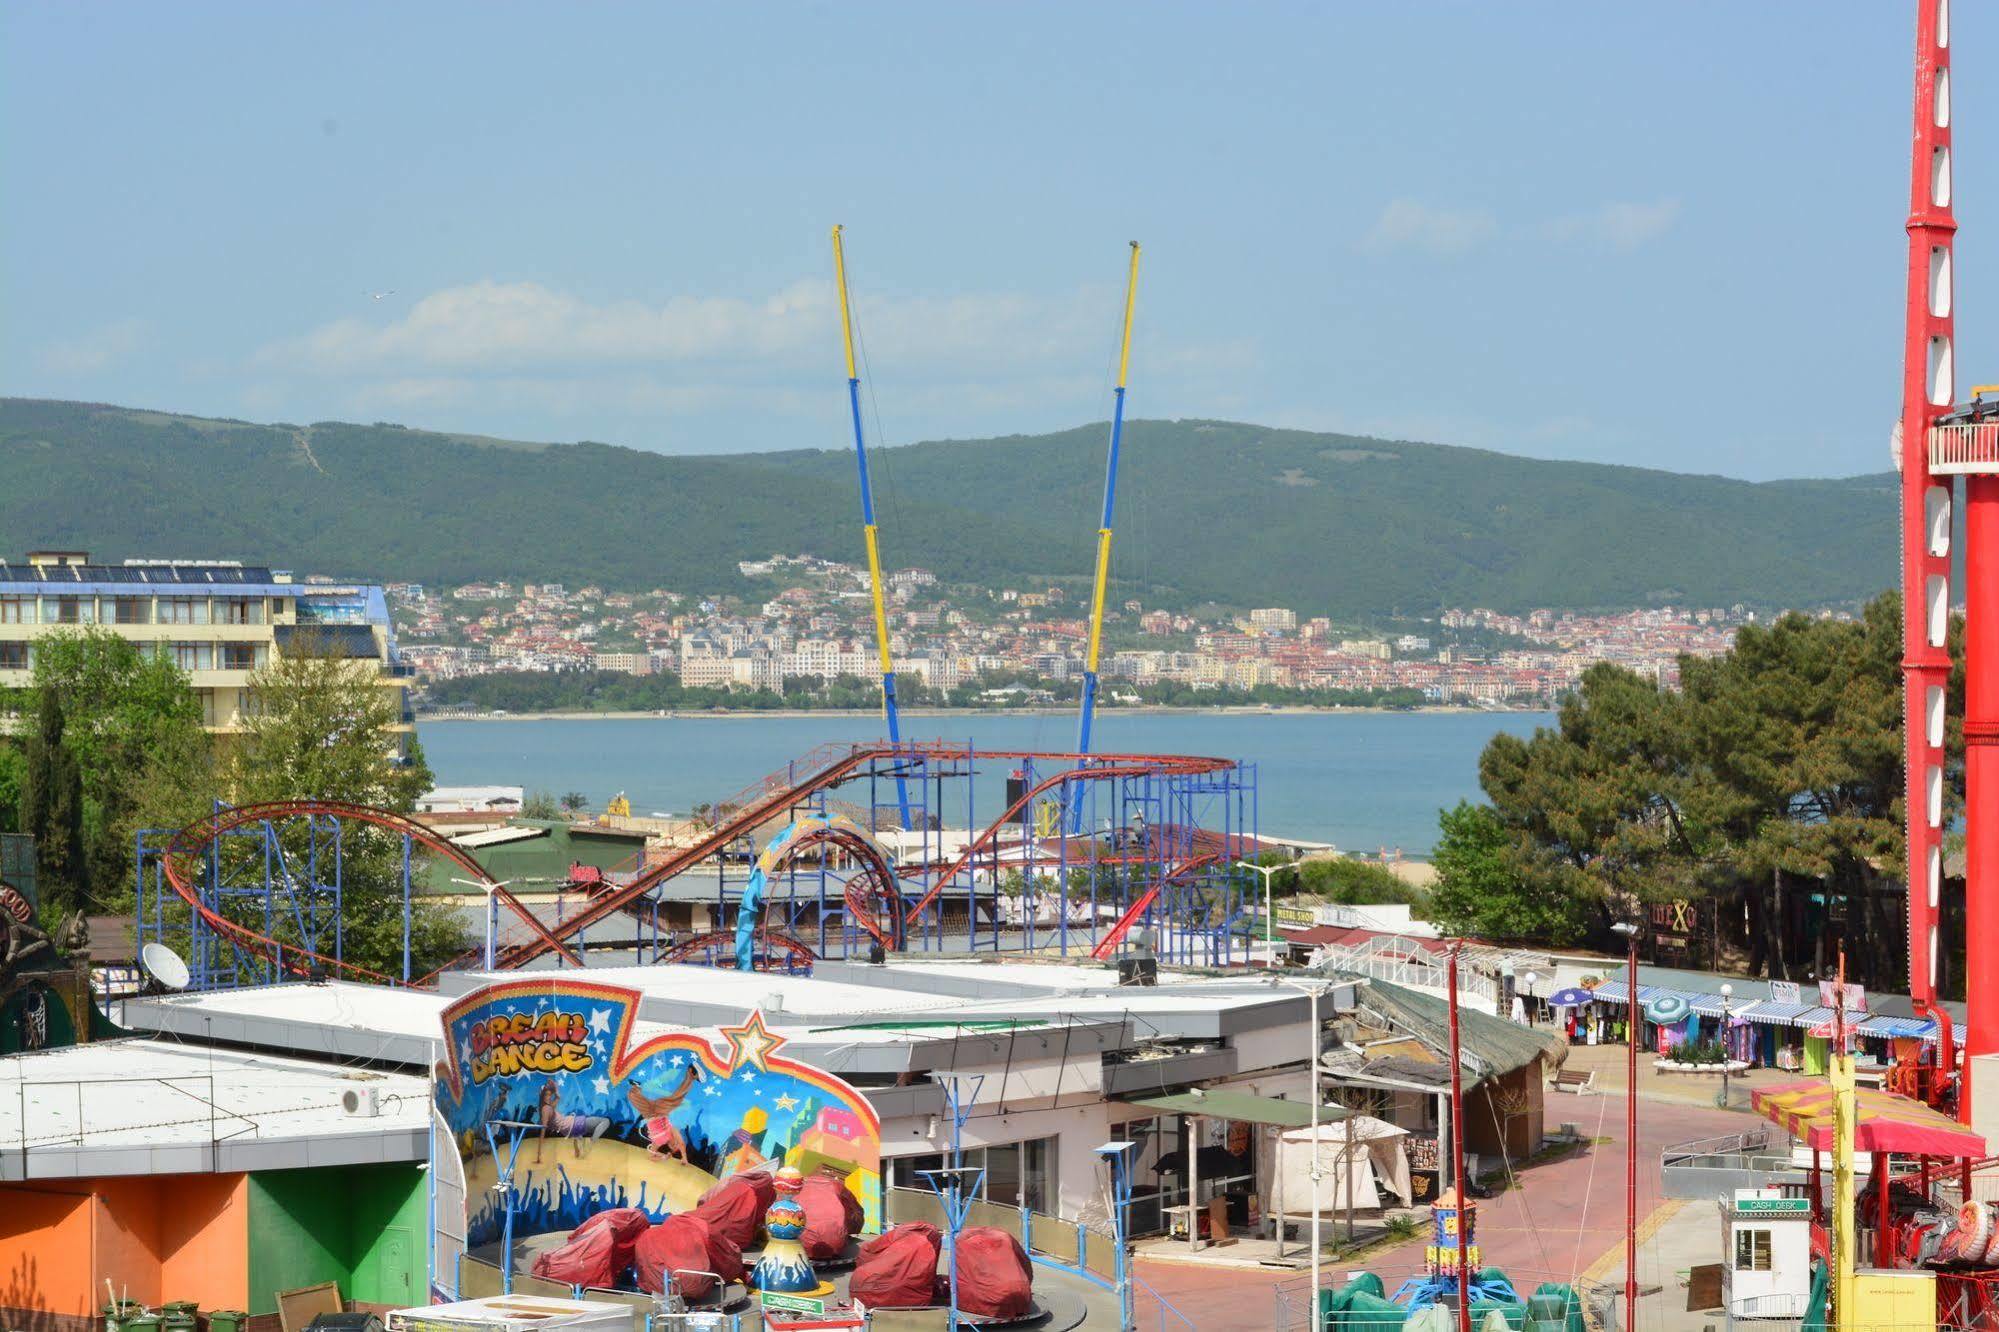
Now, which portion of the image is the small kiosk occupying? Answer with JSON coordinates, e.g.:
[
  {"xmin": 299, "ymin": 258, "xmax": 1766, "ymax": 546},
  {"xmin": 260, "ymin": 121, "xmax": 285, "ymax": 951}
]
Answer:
[{"xmin": 1718, "ymin": 1189, "xmax": 1813, "ymax": 1319}]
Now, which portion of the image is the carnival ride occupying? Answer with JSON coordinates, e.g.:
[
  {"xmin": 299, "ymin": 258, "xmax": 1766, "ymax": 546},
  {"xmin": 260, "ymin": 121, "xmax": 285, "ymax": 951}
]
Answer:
[
  {"xmin": 133, "ymin": 740, "xmax": 1260, "ymax": 989},
  {"xmin": 1774, "ymin": 3, "xmax": 1999, "ymax": 1326}
]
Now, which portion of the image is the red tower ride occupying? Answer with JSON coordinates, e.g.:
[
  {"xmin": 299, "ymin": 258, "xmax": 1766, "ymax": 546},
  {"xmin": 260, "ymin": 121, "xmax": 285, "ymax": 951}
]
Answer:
[
  {"xmin": 1899, "ymin": 0, "xmax": 1954, "ymax": 1035},
  {"xmin": 1898, "ymin": 0, "xmax": 1987, "ymax": 1119}
]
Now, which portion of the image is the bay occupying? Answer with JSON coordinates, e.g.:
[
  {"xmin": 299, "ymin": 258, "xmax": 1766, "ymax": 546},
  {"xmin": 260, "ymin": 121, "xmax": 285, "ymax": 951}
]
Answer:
[{"xmin": 417, "ymin": 710, "xmax": 1551, "ymax": 855}]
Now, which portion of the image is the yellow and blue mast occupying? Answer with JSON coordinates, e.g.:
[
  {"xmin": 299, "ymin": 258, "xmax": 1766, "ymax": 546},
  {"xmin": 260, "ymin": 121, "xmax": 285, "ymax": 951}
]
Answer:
[
  {"xmin": 832, "ymin": 224, "xmax": 912, "ymax": 829},
  {"xmin": 1075, "ymin": 241, "xmax": 1142, "ymax": 765}
]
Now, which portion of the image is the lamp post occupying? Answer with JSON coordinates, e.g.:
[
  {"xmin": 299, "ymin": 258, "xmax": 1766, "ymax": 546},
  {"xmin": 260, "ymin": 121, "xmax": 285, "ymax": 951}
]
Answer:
[
  {"xmin": 1277, "ymin": 976, "xmax": 1337, "ymax": 1311},
  {"xmin": 452, "ymin": 875, "xmax": 522, "ymax": 970},
  {"xmin": 1719, "ymin": 983, "xmax": 1734, "ymax": 1110},
  {"xmin": 1236, "ymin": 858, "xmax": 1301, "ymax": 964},
  {"xmin": 1094, "ymin": 1141, "xmax": 1138, "ymax": 1331},
  {"xmin": 1522, "ymin": 969, "xmax": 1539, "ymax": 1025},
  {"xmin": 1610, "ymin": 920, "xmax": 1640, "ymax": 1332}
]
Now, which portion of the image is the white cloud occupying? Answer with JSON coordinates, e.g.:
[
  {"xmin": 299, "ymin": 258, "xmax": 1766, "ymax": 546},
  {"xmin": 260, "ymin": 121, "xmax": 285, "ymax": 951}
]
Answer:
[
  {"xmin": 1544, "ymin": 199, "xmax": 1681, "ymax": 251},
  {"xmin": 37, "ymin": 318, "xmax": 146, "ymax": 375},
  {"xmin": 256, "ymin": 277, "xmax": 1124, "ymax": 379},
  {"xmin": 1361, "ymin": 199, "xmax": 1497, "ymax": 257},
  {"xmin": 244, "ymin": 275, "xmax": 1257, "ymax": 441}
]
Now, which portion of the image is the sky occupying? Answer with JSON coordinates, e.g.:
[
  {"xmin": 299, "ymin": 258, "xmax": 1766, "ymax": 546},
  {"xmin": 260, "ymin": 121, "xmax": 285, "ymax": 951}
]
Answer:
[{"xmin": 1, "ymin": 3, "xmax": 1987, "ymax": 479}]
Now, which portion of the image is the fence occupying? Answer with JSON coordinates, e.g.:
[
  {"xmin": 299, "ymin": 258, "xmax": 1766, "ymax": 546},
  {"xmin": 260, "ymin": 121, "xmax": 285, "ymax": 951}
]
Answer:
[{"xmin": 1659, "ymin": 1126, "xmax": 1803, "ymax": 1199}]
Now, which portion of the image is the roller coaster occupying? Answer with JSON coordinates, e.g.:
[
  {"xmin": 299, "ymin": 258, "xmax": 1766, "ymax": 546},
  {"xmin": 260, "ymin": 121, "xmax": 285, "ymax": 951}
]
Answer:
[
  {"xmin": 131, "ymin": 237, "xmax": 1266, "ymax": 993},
  {"xmin": 134, "ymin": 740, "xmax": 1261, "ymax": 990}
]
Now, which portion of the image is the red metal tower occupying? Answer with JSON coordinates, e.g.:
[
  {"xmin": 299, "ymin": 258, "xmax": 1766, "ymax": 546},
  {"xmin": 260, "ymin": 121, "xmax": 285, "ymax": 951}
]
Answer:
[
  {"xmin": 1900, "ymin": 0, "xmax": 1953, "ymax": 1026},
  {"xmin": 1899, "ymin": 0, "xmax": 1973, "ymax": 1115}
]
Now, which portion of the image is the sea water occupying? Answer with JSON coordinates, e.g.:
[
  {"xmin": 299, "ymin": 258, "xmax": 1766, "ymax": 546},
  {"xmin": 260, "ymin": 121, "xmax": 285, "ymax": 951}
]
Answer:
[{"xmin": 417, "ymin": 710, "xmax": 1550, "ymax": 855}]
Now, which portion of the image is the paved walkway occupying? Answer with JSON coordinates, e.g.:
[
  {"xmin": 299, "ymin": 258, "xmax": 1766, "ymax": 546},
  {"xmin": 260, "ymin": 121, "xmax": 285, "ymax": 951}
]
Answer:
[
  {"xmin": 1132, "ymin": 1067, "xmax": 1745, "ymax": 1330},
  {"xmin": 1558, "ymin": 1038, "xmax": 1801, "ymax": 1112}
]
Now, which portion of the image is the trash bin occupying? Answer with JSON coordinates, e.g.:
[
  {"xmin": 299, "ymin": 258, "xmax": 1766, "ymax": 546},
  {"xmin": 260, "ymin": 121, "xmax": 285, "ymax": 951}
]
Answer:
[
  {"xmin": 104, "ymin": 1299, "xmax": 145, "ymax": 1332},
  {"xmin": 204, "ymin": 1312, "xmax": 249, "ymax": 1332},
  {"xmin": 161, "ymin": 1303, "xmax": 197, "ymax": 1332},
  {"xmin": 122, "ymin": 1314, "xmax": 162, "ymax": 1332}
]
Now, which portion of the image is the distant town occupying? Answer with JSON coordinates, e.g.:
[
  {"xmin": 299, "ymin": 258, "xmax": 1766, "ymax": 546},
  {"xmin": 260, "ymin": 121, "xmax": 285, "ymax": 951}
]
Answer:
[{"xmin": 385, "ymin": 551, "xmax": 1856, "ymax": 712}]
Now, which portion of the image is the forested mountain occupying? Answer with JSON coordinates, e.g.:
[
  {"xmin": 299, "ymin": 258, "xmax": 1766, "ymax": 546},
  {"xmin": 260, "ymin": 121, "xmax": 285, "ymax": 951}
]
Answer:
[{"xmin": 0, "ymin": 398, "xmax": 1894, "ymax": 615}]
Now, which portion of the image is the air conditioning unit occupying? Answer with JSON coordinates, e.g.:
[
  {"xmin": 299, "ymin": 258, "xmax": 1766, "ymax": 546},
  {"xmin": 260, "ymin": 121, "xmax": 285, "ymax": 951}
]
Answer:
[{"xmin": 340, "ymin": 1084, "xmax": 382, "ymax": 1118}]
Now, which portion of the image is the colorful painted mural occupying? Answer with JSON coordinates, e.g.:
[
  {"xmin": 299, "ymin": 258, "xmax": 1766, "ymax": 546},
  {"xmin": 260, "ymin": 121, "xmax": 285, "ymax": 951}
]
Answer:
[{"xmin": 432, "ymin": 979, "xmax": 883, "ymax": 1257}]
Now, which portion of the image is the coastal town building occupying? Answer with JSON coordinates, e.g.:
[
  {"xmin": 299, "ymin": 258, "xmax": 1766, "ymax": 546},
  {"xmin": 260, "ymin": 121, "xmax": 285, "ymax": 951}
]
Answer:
[{"xmin": 0, "ymin": 551, "xmax": 411, "ymax": 738}]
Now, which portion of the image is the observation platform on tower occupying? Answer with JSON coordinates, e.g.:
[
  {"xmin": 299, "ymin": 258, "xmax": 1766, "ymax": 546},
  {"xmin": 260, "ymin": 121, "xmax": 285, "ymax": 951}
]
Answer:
[{"xmin": 1930, "ymin": 393, "xmax": 1999, "ymax": 474}]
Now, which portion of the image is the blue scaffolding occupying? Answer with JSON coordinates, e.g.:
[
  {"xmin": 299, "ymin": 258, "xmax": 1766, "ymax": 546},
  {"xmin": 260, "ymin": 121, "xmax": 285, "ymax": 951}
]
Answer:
[{"xmin": 134, "ymin": 802, "xmax": 421, "ymax": 990}]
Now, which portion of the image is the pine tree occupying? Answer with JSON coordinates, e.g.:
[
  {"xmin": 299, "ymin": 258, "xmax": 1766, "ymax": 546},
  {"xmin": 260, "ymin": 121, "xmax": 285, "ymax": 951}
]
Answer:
[{"xmin": 22, "ymin": 690, "xmax": 86, "ymax": 918}]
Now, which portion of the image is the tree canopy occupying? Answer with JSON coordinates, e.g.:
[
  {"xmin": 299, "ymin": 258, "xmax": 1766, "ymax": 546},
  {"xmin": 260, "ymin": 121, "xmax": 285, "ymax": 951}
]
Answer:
[{"xmin": 1438, "ymin": 593, "xmax": 1950, "ymax": 993}]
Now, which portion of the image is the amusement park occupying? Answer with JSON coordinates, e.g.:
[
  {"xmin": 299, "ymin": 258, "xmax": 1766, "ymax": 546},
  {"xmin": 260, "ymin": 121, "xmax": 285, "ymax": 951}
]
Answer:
[{"xmin": 9, "ymin": 3, "xmax": 1999, "ymax": 1332}]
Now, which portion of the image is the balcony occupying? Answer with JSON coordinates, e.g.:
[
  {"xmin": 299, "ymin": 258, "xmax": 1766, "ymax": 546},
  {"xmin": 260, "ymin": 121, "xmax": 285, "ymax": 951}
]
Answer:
[{"xmin": 1930, "ymin": 422, "xmax": 1999, "ymax": 474}]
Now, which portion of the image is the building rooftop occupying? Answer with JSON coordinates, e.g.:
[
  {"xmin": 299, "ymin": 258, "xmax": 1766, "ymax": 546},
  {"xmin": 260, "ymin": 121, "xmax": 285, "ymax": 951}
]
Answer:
[
  {"xmin": 0, "ymin": 1037, "xmax": 428, "ymax": 1179},
  {"xmin": 0, "ymin": 559, "xmax": 283, "ymax": 586}
]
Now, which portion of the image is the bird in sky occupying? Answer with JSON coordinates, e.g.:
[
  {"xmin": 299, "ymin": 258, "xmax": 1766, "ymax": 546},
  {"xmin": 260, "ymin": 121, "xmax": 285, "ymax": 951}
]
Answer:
[{"xmin": 368, "ymin": 290, "xmax": 395, "ymax": 300}]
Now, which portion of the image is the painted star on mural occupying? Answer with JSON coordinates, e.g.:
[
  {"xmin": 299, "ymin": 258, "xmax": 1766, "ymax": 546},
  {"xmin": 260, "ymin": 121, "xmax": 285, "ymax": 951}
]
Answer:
[
  {"xmin": 719, "ymin": 1009, "xmax": 787, "ymax": 1074},
  {"xmin": 588, "ymin": 1006, "xmax": 613, "ymax": 1036},
  {"xmin": 592, "ymin": 1075, "xmax": 610, "ymax": 1096},
  {"xmin": 773, "ymin": 1092, "xmax": 799, "ymax": 1112}
]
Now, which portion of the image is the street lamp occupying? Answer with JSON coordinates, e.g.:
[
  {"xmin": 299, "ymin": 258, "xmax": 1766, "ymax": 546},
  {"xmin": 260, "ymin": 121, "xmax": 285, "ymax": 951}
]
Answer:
[
  {"xmin": 1610, "ymin": 920, "xmax": 1640, "ymax": 1332},
  {"xmin": 1521, "ymin": 969, "xmax": 1539, "ymax": 1025},
  {"xmin": 1276, "ymin": 975, "xmax": 1338, "ymax": 1308},
  {"xmin": 452, "ymin": 875, "xmax": 524, "ymax": 970},
  {"xmin": 1719, "ymin": 982, "xmax": 1734, "ymax": 1110},
  {"xmin": 1236, "ymin": 858, "xmax": 1302, "ymax": 964}
]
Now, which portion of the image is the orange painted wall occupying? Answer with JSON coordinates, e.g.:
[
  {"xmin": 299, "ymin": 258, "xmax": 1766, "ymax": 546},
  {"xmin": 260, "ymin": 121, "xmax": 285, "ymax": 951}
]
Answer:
[
  {"xmin": 92, "ymin": 1177, "xmax": 164, "ymax": 1306},
  {"xmin": 0, "ymin": 1175, "xmax": 249, "ymax": 1321},
  {"xmin": 0, "ymin": 1186, "xmax": 92, "ymax": 1321},
  {"xmin": 157, "ymin": 1174, "xmax": 249, "ymax": 1309}
]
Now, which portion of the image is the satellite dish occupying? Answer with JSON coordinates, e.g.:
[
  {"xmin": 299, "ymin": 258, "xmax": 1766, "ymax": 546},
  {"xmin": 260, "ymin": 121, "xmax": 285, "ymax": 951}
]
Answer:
[{"xmin": 140, "ymin": 941, "xmax": 191, "ymax": 993}]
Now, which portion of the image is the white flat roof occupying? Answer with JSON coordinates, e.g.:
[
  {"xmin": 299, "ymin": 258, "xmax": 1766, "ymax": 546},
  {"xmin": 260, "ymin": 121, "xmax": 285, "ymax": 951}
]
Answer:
[
  {"xmin": 0, "ymin": 1038, "xmax": 429, "ymax": 1179},
  {"xmin": 116, "ymin": 981, "xmax": 738, "ymax": 1066},
  {"xmin": 452, "ymin": 963, "xmax": 949, "ymax": 1021}
]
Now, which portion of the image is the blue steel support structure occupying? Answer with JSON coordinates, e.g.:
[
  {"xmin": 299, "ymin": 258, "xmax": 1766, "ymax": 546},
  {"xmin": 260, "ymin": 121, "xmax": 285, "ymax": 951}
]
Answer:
[
  {"xmin": 1074, "ymin": 243, "xmax": 1143, "ymax": 826},
  {"xmin": 832, "ymin": 224, "xmax": 913, "ymax": 829}
]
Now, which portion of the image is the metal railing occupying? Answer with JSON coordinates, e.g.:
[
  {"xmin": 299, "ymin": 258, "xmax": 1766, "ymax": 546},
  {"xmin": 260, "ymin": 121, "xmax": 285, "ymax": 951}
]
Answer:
[
  {"xmin": 1660, "ymin": 1126, "xmax": 1788, "ymax": 1171},
  {"xmin": 1930, "ymin": 422, "xmax": 1999, "ymax": 473},
  {"xmin": 1132, "ymin": 1273, "xmax": 1197, "ymax": 1332},
  {"xmin": 1317, "ymin": 946, "xmax": 1499, "ymax": 1008}
]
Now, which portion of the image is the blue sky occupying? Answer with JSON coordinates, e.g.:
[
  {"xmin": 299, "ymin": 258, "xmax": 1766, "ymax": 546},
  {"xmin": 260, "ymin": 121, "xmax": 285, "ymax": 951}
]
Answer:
[{"xmin": 1, "ymin": 4, "xmax": 1983, "ymax": 478}]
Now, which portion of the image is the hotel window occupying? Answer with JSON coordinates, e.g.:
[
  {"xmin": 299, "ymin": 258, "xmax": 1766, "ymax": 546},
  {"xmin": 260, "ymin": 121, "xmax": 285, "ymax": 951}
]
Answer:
[
  {"xmin": 172, "ymin": 642, "xmax": 214, "ymax": 672},
  {"xmin": 110, "ymin": 596, "xmax": 152, "ymax": 625},
  {"xmin": 221, "ymin": 642, "xmax": 262, "ymax": 671},
  {"xmin": 0, "ymin": 642, "xmax": 28, "ymax": 670},
  {"xmin": 217, "ymin": 597, "xmax": 263, "ymax": 625},
  {"xmin": 160, "ymin": 598, "xmax": 209, "ymax": 625},
  {"xmin": 0, "ymin": 597, "xmax": 33, "ymax": 624},
  {"xmin": 1734, "ymin": 1227, "xmax": 1773, "ymax": 1272},
  {"xmin": 44, "ymin": 596, "xmax": 92, "ymax": 624}
]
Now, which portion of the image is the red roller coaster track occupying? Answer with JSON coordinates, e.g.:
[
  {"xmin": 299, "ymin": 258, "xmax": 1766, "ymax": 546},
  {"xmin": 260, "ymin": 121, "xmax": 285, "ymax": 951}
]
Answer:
[
  {"xmin": 153, "ymin": 744, "xmax": 1236, "ymax": 986},
  {"xmin": 159, "ymin": 799, "xmax": 583, "ymax": 985},
  {"xmin": 480, "ymin": 741, "xmax": 1232, "ymax": 973}
]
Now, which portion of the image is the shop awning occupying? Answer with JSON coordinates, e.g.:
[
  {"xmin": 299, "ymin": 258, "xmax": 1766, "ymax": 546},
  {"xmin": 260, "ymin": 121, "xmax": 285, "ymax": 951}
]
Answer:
[
  {"xmin": 1740, "ymin": 1001, "xmax": 1817, "ymax": 1025},
  {"xmin": 1125, "ymin": 1091, "xmax": 1352, "ymax": 1129},
  {"xmin": 1751, "ymin": 1080, "xmax": 1987, "ymax": 1158},
  {"xmin": 1856, "ymin": 1015, "xmax": 1938, "ymax": 1039}
]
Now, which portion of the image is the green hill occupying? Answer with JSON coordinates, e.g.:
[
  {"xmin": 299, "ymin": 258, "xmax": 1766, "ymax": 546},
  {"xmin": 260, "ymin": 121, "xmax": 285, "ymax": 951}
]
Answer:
[{"xmin": 0, "ymin": 398, "xmax": 1895, "ymax": 615}]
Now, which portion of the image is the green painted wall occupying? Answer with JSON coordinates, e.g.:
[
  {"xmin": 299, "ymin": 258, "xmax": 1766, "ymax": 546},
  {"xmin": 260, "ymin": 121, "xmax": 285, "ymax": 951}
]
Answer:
[
  {"xmin": 348, "ymin": 1165, "xmax": 426, "ymax": 1308},
  {"xmin": 246, "ymin": 1164, "xmax": 425, "ymax": 1313}
]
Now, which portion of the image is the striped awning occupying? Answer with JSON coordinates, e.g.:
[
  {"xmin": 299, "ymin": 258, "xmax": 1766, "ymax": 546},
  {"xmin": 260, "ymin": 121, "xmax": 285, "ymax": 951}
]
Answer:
[
  {"xmin": 1857, "ymin": 1015, "xmax": 1937, "ymax": 1039},
  {"xmin": 1753, "ymin": 1079, "xmax": 1987, "ymax": 1158},
  {"xmin": 1742, "ymin": 1001, "xmax": 1817, "ymax": 1025},
  {"xmin": 1590, "ymin": 981, "xmax": 1705, "ymax": 1008}
]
